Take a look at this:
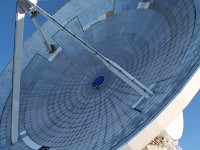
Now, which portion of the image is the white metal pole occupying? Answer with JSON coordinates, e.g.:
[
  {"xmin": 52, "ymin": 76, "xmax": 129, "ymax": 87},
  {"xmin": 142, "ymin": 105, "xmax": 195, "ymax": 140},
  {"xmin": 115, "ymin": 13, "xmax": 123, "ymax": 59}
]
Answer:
[{"xmin": 11, "ymin": 5, "xmax": 25, "ymax": 144}]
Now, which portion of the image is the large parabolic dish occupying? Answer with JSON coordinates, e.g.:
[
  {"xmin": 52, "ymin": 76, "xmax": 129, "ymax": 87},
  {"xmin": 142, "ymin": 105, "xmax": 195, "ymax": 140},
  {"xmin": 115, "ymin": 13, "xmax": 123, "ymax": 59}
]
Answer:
[{"xmin": 0, "ymin": 0, "xmax": 200, "ymax": 150}]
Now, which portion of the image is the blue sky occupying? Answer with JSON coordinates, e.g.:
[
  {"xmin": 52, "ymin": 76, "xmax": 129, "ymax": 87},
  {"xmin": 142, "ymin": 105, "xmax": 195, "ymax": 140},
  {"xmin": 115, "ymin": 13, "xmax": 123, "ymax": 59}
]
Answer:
[
  {"xmin": 180, "ymin": 92, "xmax": 200, "ymax": 149},
  {"xmin": 0, "ymin": 1, "xmax": 199, "ymax": 149}
]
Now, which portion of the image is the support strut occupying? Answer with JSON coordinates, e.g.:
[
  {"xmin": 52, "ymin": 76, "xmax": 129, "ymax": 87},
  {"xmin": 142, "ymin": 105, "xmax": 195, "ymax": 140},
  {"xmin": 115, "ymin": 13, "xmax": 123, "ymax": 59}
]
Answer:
[
  {"xmin": 11, "ymin": 5, "xmax": 25, "ymax": 145},
  {"xmin": 29, "ymin": 12, "xmax": 53, "ymax": 53}
]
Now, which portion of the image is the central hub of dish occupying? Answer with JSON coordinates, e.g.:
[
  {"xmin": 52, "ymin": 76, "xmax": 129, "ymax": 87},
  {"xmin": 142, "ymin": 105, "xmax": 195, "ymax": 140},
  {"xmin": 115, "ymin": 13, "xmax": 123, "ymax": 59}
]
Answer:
[{"xmin": 92, "ymin": 76, "xmax": 105, "ymax": 89}]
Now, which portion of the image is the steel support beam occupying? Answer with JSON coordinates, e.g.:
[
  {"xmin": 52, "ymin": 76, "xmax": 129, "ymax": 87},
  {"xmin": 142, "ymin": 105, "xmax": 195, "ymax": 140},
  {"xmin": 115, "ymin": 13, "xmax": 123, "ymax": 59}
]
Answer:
[
  {"xmin": 34, "ymin": 5, "xmax": 153, "ymax": 98},
  {"xmin": 11, "ymin": 5, "xmax": 25, "ymax": 144},
  {"xmin": 29, "ymin": 13, "xmax": 53, "ymax": 52}
]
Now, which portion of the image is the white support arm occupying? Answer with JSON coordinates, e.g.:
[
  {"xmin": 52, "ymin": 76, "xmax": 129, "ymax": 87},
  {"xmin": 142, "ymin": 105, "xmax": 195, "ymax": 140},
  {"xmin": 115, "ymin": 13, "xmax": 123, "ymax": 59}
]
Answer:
[
  {"xmin": 11, "ymin": 5, "xmax": 25, "ymax": 144},
  {"xmin": 34, "ymin": 5, "xmax": 153, "ymax": 98},
  {"xmin": 102, "ymin": 59, "xmax": 154, "ymax": 98},
  {"xmin": 29, "ymin": 13, "xmax": 53, "ymax": 52}
]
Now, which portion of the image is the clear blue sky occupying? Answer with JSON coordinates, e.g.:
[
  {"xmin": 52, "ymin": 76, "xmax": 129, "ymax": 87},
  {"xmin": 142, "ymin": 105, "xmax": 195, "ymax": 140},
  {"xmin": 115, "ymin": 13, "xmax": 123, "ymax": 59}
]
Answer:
[{"xmin": 0, "ymin": 1, "xmax": 199, "ymax": 149}]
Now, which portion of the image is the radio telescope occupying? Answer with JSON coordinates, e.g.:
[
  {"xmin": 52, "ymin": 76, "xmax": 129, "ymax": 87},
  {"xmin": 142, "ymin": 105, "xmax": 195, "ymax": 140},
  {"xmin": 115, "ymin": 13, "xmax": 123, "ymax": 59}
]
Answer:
[{"xmin": 0, "ymin": 0, "xmax": 200, "ymax": 150}]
